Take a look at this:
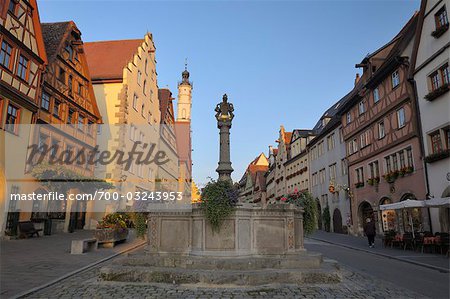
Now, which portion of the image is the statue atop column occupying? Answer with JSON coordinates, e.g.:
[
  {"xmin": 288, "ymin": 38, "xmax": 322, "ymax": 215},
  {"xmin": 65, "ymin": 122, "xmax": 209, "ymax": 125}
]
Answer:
[{"xmin": 215, "ymin": 94, "xmax": 234, "ymax": 182}]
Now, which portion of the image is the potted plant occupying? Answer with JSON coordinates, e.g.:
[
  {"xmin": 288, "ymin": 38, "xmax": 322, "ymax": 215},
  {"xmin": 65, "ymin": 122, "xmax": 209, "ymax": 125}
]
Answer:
[
  {"xmin": 405, "ymin": 166, "xmax": 414, "ymax": 174},
  {"xmin": 367, "ymin": 178, "xmax": 374, "ymax": 186},
  {"xmin": 94, "ymin": 213, "xmax": 130, "ymax": 245}
]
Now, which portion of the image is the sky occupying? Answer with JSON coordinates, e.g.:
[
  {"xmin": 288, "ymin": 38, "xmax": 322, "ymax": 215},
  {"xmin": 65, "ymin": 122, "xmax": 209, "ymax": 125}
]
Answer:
[{"xmin": 37, "ymin": 0, "xmax": 420, "ymax": 187}]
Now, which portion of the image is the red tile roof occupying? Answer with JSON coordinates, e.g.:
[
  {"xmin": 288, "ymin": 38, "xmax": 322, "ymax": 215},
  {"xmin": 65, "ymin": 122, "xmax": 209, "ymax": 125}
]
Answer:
[{"xmin": 84, "ymin": 39, "xmax": 143, "ymax": 81}]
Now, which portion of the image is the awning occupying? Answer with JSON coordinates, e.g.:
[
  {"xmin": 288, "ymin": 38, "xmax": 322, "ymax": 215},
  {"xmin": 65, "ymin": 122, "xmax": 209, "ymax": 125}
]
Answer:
[
  {"xmin": 424, "ymin": 197, "xmax": 450, "ymax": 208},
  {"xmin": 379, "ymin": 199, "xmax": 426, "ymax": 211}
]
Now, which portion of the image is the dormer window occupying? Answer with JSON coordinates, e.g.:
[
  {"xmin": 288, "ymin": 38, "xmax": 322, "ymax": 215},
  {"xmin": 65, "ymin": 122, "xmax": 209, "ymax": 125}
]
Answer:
[
  {"xmin": 65, "ymin": 44, "xmax": 73, "ymax": 61},
  {"xmin": 391, "ymin": 70, "xmax": 400, "ymax": 88}
]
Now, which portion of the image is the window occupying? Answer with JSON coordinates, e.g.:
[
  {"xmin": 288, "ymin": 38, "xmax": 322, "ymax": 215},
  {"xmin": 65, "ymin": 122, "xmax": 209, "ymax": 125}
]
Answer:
[
  {"xmin": 8, "ymin": 0, "xmax": 16, "ymax": 14},
  {"xmin": 5, "ymin": 104, "xmax": 19, "ymax": 133},
  {"xmin": 429, "ymin": 63, "xmax": 449, "ymax": 91},
  {"xmin": 137, "ymin": 70, "xmax": 142, "ymax": 85},
  {"xmin": 392, "ymin": 154, "xmax": 398, "ymax": 171},
  {"xmin": 430, "ymin": 131, "xmax": 442, "ymax": 153},
  {"xmin": 143, "ymin": 80, "xmax": 147, "ymax": 95},
  {"xmin": 346, "ymin": 112, "xmax": 351, "ymax": 124},
  {"xmin": 329, "ymin": 164, "xmax": 336, "ymax": 180},
  {"xmin": 50, "ymin": 140, "xmax": 59, "ymax": 158},
  {"xmin": 87, "ymin": 120, "xmax": 94, "ymax": 135},
  {"xmin": 360, "ymin": 130, "xmax": 370, "ymax": 148},
  {"xmin": 341, "ymin": 159, "xmax": 347, "ymax": 175},
  {"xmin": 133, "ymin": 94, "xmax": 138, "ymax": 110},
  {"xmin": 318, "ymin": 141, "xmax": 324, "ymax": 156},
  {"xmin": 68, "ymin": 75, "xmax": 73, "ymax": 96},
  {"xmin": 446, "ymin": 128, "xmax": 450, "ymax": 149},
  {"xmin": 392, "ymin": 70, "xmax": 400, "ymax": 88},
  {"xmin": 78, "ymin": 114, "xmax": 84, "ymax": 130},
  {"xmin": 150, "ymin": 90, "xmax": 154, "ymax": 102},
  {"xmin": 58, "ymin": 67, "xmax": 65, "ymax": 82},
  {"xmin": 0, "ymin": 41, "xmax": 12, "ymax": 69},
  {"xmin": 41, "ymin": 92, "xmax": 50, "ymax": 111},
  {"xmin": 358, "ymin": 100, "xmax": 366, "ymax": 115},
  {"xmin": 369, "ymin": 161, "xmax": 379, "ymax": 179},
  {"xmin": 141, "ymin": 103, "xmax": 145, "ymax": 117},
  {"xmin": 373, "ymin": 88, "xmax": 380, "ymax": 103},
  {"xmin": 78, "ymin": 83, "xmax": 83, "ymax": 96},
  {"xmin": 406, "ymin": 147, "xmax": 413, "ymax": 167},
  {"xmin": 378, "ymin": 121, "xmax": 385, "ymax": 139},
  {"xmin": 148, "ymin": 111, "xmax": 152, "ymax": 123},
  {"xmin": 144, "ymin": 59, "xmax": 148, "ymax": 74},
  {"xmin": 443, "ymin": 64, "xmax": 450, "ymax": 85},
  {"xmin": 327, "ymin": 134, "xmax": 335, "ymax": 151},
  {"xmin": 65, "ymin": 44, "xmax": 73, "ymax": 61},
  {"xmin": 435, "ymin": 6, "xmax": 449, "ymax": 28},
  {"xmin": 399, "ymin": 150, "xmax": 406, "ymax": 169},
  {"xmin": 397, "ymin": 107, "xmax": 406, "ymax": 128},
  {"xmin": 53, "ymin": 100, "xmax": 61, "ymax": 118},
  {"xmin": 430, "ymin": 71, "xmax": 441, "ymax": 90},
  {"xmin": 385, "ymin": 157, "xmax": 392, "ymax": 173},
  {"xmin": 355, "ymin": 167, "xmax": 364, "ymax": 183},
  {"xmin": 38, "ymin": 133, "xmax": 48, "ymax": 152},
  {"xmin": 16, "ymin": 55, "xmax": 28, "ymax": 80},
  {"xmin": 67, "ymin": 108, "xmax": 75, "ymax": 124},
  {"xmin": 348, "ymin": 138, "xmax": 358, "ymax": 155}
]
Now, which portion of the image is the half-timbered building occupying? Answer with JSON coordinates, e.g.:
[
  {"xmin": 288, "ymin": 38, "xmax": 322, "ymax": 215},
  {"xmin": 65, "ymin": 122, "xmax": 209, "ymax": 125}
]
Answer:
[
  {"xmin": 32, "ymin": 21, "xmax": 102, "ymax": 232},
  {"xmin": 340, "ymin": 14, "xmax": 429, "ymax": 235},
  {"xmin": 0, "ymin": 0, "xmax": 47, "ymax": 236}
]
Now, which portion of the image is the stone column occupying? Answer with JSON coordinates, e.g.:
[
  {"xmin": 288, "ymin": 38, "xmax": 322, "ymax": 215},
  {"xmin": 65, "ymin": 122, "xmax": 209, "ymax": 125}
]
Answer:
[
  {"xmin": 216, "ymin": 120, "xmax": 233, "ymax": 181},
  {"xmin": 215, "ymin": 94, "xmax": 234, "ymax": 182}
]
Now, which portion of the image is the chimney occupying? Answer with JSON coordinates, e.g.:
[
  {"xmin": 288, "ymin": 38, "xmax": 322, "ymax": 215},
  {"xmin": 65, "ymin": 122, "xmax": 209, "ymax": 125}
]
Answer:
[{"xmin": 354, "ymin": 73, "xmax": 360, "ymax": 86}]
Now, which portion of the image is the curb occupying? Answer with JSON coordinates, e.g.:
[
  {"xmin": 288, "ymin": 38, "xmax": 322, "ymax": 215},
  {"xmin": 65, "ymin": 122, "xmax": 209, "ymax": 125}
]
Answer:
[
  {"xmin": 12, "ymin": 240, "xmax": 147, "ymax": 299},
  {"xmin": 308, "ymin": 237, "xmax": 449, "ymax": 274}
]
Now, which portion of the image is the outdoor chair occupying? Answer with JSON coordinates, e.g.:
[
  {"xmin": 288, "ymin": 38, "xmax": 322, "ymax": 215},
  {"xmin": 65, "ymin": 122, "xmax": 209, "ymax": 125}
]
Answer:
[
  {"xmin": 438, "ymin": 233, "xmax": 450, "ymax": 255},
  {"xmin": 422, "ymin": 231, "xmax": 436, "ymax": 253},
  {"xmin": 403, "ymin": 233, "xmax": 414, "ymax": 250},
  {"xmin": 414, "ymin": 234, "xmax": 424, "ymax": 252},
  {"xmin": 382, "ymin": 231, "xmax": 395, "ymax": 248}
]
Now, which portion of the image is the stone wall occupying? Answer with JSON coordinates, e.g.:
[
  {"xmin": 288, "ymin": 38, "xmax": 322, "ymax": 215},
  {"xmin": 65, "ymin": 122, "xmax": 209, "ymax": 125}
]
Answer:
[{"xmin": 147, "ymin": 203, "xmax": 304, "ymax": 256}]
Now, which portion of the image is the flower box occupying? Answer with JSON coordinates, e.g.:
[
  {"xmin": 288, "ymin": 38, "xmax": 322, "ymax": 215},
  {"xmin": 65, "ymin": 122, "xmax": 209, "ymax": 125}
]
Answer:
[
  {"xmin": 94, "ymin": 227, "xmax": 128, "ymax": 245},
  {"xmin": 424, "ymin": 84, "xmax": 449, "ymax": 101},
  {"xmin": 431, "ymin": 23, "xmax": 449, "ymax": 38},
  {"xmin": 424, "ymin": 149, "xmax": 450, "ymax": 163},
  {"xmin": 355, "ymin": 182, "xmax": 364, "ymax": 188}
]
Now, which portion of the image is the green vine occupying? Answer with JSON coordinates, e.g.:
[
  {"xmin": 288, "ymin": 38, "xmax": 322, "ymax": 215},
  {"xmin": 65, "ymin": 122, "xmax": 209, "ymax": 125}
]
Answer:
[
  {"xmin": 133, "ymin": 213, "xmax": 147, "ymax": 239},
  {"xmin": 200, "ymin": 179, "xmax": 238, "ymax": 233},
  {"xmin": 280, "ymin": 190, "xmax": 318, "ymax": 235},
  {"xmin": 322, "ymin": 205, "xmax": 331, "ymax": 232}
]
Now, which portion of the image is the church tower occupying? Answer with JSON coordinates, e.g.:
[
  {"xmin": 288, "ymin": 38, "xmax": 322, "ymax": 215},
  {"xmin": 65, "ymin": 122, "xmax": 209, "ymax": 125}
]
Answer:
[{"xmin": 177, "ymin": 63, "xmax": 192, "ymax": 122}]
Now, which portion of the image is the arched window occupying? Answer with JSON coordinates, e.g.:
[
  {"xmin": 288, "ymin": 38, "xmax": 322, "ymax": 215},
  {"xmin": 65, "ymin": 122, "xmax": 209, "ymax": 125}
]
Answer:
[{"xmin": 182, "ymin": 109, "xmax": 186, "ymax": 119}]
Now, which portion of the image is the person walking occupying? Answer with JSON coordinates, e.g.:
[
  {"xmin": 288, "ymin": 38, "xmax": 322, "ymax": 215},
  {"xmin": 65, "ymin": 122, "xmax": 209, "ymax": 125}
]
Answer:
[{"xmin": 363, "ymin": 218, "xmax": 376, "ymax": 248}]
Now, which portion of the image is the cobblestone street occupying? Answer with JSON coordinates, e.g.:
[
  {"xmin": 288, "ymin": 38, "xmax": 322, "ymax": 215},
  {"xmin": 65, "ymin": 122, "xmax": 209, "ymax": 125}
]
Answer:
[{"xmin": 21, "ymin": 252, "xmax": 426, "ymax": 299}]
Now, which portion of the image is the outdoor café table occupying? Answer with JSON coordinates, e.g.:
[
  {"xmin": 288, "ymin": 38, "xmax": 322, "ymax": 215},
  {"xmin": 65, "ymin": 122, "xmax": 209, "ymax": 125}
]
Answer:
[{"xmin": 423, "ymin": 236, "xmax": 440, "ymax": 244}]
